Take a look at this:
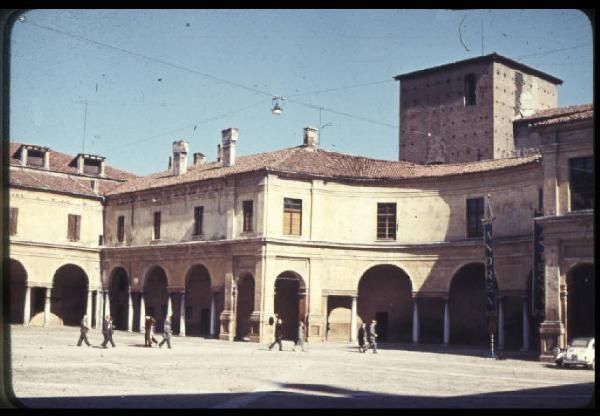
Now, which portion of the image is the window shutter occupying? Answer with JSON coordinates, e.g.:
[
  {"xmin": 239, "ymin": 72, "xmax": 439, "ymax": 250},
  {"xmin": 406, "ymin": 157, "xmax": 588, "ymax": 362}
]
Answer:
[
  {"xmin": 74, "ymin": 215, "xmax": 81, "ymax": 241},
  {"xmin": 68, "ymin": 214, "xmax": 75, "ymax": 240}
]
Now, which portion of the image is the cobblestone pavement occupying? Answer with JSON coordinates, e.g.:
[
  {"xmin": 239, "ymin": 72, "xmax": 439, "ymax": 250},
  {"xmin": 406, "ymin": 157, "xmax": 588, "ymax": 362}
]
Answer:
[{"xmin": 6, "ymin": 326, "xmax": 595, "ymax": 408}]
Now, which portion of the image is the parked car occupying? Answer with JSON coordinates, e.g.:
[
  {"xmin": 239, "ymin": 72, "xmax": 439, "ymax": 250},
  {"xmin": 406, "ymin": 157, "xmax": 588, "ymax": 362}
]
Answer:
[{"xmin": 554, "ymin": 337, "xmax": 595, "ymax": 369}]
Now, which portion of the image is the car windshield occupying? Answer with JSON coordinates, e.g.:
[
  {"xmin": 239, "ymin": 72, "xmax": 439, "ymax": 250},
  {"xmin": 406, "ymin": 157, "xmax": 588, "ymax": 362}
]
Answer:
[{"xmin": 571, "ymin": 338, "xmax": 590, "ymax": 347}]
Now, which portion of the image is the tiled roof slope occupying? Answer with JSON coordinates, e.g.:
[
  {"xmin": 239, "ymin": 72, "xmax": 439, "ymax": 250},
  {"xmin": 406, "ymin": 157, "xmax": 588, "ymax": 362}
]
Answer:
[
  {"xmin": 107, "ymin": 146, "xmax": 541, "ymax": 196},
  {"xmin": 8, "ymin": 142, "xmax": 137, "ymax": 180},
  {"xmin": 515, "ymin": 104, "xmax": 593, "ymax": 126},
  {"xmin": 8, "ymin": 142, "xmax": 137, "ymax": 198}
]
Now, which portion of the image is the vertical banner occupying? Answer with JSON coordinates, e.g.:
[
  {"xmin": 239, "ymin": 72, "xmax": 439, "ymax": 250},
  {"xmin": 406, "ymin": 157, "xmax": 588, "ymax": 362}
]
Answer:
[
  {"xmin": 531, "ymin": 221, "xmax": 545, "ymax": 318},
  {"xmin": 484, "ymin": 221, "xmax": 498, "ymax": 318}
]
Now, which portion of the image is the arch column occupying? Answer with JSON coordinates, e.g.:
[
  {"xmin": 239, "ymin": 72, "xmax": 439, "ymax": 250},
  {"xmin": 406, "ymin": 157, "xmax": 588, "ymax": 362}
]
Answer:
[
  {"xmin": 43, "ymin": 287, "xmax": 51, "ymax": 327},
  {"xmin": 86, "ymin": 290, "xmax": 93, "ymax": 322},
  {"xmin": 96, "ymin": 289, "xmax": 104, "ymax": 330},
  {"xmin": 139, "ymin": 292, "xmax": 146, "ymax": 331},
  {"xmin": 350, "ymin": 295, "xmax": 358, "ymax": 342},
  {"xmin": 212, "ymin": 292, "xmax": 218, "ymax": 337},
  {"xmin": 412, "ymin": 295, "xmax": 420, "ymax": 344},
  {"xmin": 104, "ymin": 290, "xmax": 111, "ymax": 318},
  {"xmin": 23, "ymin": 286, "xmax": 31, "ymax": 326},
  {"xmin": 179, "ymin": 291, "xmax": 186, "ymax": 336},
  {"xmin": 560, "ymin": 284, "xmax": 568, "ymax": 347},
  {"xmin": 167, "ymin": 292, "xmax": 173, "ymax": 318},
  {"xmin": 127, "ymin": 290, "xmax": 133, "ymax": 332},
  {"xmin": 443, "ymin": 298, "xmax": 450, "ymax": 346},
  {"xmin": 521, "ymin": 296, "xmax": 530, "ymax": 351}
]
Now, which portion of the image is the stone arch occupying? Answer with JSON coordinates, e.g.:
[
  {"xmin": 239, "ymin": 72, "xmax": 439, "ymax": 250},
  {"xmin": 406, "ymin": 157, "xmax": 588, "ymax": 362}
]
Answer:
[
  {"xmin": 52, "ymin": 264, "xmax": 89, "ymax": 326},
  {"xmin": 449, "ymin": 262, "xmax": 487, "ymax": 346},
  {"xmin": 108, "ymin": 267, "xmax": 130, "ymax": 330},
  {"xmin": 357, "ymin": 264, "xmax": 413, "ymax": 342},
  {"xmin": 143, "ymin": 265, "xmax": 169, "ymax": 332},
  {"xmin": 566, "ymin": 263, "xmax": 594, "ymax": 341},
  {"xmin": 184, "ymin": 264, "xmax": 212, "ymax": 337},
  {"xmin": 274, "ymin": 271, "xmax": 306, "ymax": 341},
  {"xmin": 235, "ymin": 273, "xmax": 255, "ymax": 340},
  {"xmin": 9, "ymin": 259, "xmax": 28, "ymax": 324}
]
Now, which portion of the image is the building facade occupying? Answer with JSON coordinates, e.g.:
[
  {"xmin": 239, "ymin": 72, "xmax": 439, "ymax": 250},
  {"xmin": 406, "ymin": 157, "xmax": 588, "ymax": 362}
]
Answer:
[{"xmin": 7, "ymin": 55, "xmax": 593, "ymax": 361}]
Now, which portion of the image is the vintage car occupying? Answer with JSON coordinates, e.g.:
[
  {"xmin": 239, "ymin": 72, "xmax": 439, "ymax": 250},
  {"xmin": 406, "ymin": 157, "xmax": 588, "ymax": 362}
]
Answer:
[{"xmin": 554, "ymin": 337, "xmax": 595, "ymax": 369}]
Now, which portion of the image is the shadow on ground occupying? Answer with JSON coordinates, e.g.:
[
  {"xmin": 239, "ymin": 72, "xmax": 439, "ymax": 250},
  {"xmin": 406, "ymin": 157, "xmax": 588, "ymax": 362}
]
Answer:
[{"xmin": 9, "ymin": 382, "xmax": 594, "ymax": 409}]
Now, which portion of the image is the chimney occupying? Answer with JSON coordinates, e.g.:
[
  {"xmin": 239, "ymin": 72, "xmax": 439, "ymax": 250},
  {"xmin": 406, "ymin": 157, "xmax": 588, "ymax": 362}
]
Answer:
[
  {"xmin": 20, "ymin": 147, "xmax": 28, "ymax": 166},
  {"xmin": 217, "ymin": 144, "xmax": 222, "ymax": 163},
  {"xmin": 303, "ymin": 126, "xmax": 319, "ymax": 150},
  {"xmin": 90, "ymin": 179, "xmax": 98, "ymax": 193},
  {"xmin": 172, "ymin": 140, "xmax": 189, "ymax": 176},
  {"xmin": 221, "ymin": 128, "xmax": 238, "ymax": 167},
  {"xmin": 43, "ymin": 151, "xmax": 50, "ymax": 170},
  {"xmin": 193, "ymin": 152, "xmax": 206, "ymax": 166}
]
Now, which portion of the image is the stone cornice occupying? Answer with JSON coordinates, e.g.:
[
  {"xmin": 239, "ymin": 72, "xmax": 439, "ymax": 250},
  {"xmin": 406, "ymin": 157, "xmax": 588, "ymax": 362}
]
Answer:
[{"xmin": 9, "ymin": 239, "xmax": 102, "ymax": 253}]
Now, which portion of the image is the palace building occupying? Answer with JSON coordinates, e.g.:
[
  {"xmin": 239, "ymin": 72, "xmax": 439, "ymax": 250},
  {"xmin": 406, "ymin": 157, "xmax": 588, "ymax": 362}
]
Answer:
[{"xmin": 7, "ymin": 54, "xmax": 593, "ymax": 361}]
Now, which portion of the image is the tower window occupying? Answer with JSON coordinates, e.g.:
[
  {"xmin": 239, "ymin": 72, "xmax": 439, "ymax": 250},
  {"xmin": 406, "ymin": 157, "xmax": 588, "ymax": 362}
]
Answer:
[{"xmin": 464, "ymin": 73, "xmax": 477, "ymax": 106}]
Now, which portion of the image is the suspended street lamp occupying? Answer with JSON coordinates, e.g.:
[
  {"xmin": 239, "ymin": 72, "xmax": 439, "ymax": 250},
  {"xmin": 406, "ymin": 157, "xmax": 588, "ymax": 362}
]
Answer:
[{"xmin": 271, "ymin": 96, "xmax": 285, "ymax": 115}]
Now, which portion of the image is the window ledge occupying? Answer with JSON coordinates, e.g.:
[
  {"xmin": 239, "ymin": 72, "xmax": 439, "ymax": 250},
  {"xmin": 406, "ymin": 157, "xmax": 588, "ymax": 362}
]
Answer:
[
  {"xmin": 191, "ymin": 234, "xmax": 205, "ymax": 240},
  {"xmin": 150, "ymin": 239, "xmax": 162, "ymax": 245}
]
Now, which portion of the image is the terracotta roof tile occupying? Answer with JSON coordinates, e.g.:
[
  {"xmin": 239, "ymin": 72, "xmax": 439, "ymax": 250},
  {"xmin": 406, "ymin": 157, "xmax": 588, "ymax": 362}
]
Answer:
[
  {"xmin": 107, "ymin": 146, "xmax": 541, "ymax": 196},
  {"xmin": 515, "ymin": 104, "xmax": 593, "ymax": 126}
]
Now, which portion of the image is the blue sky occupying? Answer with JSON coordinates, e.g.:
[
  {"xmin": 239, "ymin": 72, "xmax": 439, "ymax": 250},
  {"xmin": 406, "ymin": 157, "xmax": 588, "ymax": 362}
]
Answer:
[{"xmin": 9, "ymin": 9, "xmax": 593, "ymax": 175}]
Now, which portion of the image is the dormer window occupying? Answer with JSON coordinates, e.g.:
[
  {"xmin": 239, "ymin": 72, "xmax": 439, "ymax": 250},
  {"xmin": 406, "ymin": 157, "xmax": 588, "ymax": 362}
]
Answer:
[
  {"xmin": 75, "ymin": 153, "xmax": 106, "ymax": 176},
  {"xmin": 18, "ymin": 144, "xmax": 50, "ymax": 169}
]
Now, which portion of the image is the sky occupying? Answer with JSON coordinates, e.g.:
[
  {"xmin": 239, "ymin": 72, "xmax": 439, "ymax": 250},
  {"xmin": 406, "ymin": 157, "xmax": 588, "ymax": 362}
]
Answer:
[{"xmin": 9, "ymin": 9, "xmax": 593, "ymax": 176}]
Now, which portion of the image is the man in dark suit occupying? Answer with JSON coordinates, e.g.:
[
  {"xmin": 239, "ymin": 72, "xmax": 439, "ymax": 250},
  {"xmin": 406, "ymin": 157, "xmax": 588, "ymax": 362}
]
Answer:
[
  {"xmin": 101, "ymin": 315, "xmax": 116, "ymax": 348},
  {"xmin": 357, "ymin": 322, "xmax": 367, "ymax": 353},
  {"xmin": 77, "ymin": 315, "xmax": 91, "ymax": 347},
  {"xmin": 268, "ymin": 318, "xmax": 284, "ymax": 351}
]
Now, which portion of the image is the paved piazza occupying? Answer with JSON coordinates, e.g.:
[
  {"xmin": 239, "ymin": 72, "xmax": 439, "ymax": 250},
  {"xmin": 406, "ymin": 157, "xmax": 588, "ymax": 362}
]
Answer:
[{"xmin": 6, "ymin": 326, "xmax": 594, "ymax": 408}]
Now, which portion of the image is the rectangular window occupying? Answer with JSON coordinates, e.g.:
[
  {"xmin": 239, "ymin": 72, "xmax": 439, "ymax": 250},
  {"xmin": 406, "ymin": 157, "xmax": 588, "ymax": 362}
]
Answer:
[
  {"xmin": 464, "ymin": 73, "xmax": 477, "ymax": 106},
  {"xmin": 153, "ymin": 211, "xmax": 161, "ymax": 240},
  {"xmin": 83, "ymin": 159, "xmax": 101, "ymax": 175},
  {"xmin": 243, "ymin": 200, "xmax": 253, "ymax": 232},
  {"xmin": 193, "ymin": 206, "xmax": 203, "ymax": 236},
  {"xmin": 569, "ymin": 157, "xmax": 593, "ymax": 211},
  {"xmin": 67, "ymin": 214, "xmax": 81, "ymax": 242},
  {"xmin": 9, "ymin": 207, "xmax": 18, "ymax": 236},
  {"xmin": 466, "ymin": 198, "xmax": 484, "ymax": 238},
  {"xmin": 283, "ymin": 198, "xmax": 302, "ymax": 236},
  {"xmin": 377, "ymin": 203, "xmax": 397, "ymax": 240},
  {"xmin": 117, "ymin": 216, "xmax": 125, "ymax": 242}
]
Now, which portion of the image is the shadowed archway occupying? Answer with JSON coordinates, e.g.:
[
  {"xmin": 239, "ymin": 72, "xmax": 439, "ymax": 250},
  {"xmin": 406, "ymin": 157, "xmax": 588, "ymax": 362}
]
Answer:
[
  {"xmin": 109, "ymin": 267, "xmax": 130, "ymax": 330},
  {"xmin": 144, "ymin": 266, "xmax": 169, "ymax": 333},
  {"xmin": 9, "ymin": 259, "xmax": 28, "ymax": 324},
  {"xmin": 357, "ymin": 265, "xmax": 413, "ymax": 342},
  {"xmin": 51, "ymin": 264, "xmax": 89, "ymax": 326},
  {"xmin": 235, "ymin": 273, "xmax": 255, "ymax": 340},
  {"xmin": 184, "ymin": 265, "xmax": 211, "ymax": 337},
  {"xmin": 566, "ymin": 263, "xmax": 594, "ymax": 341},
  {"xmin": 274, "ymin": 272, "xmax": 306, "ymax": 341},
  {"xmin": 449, "ymin": 263, "xmax": 487, "ymax": 346}
]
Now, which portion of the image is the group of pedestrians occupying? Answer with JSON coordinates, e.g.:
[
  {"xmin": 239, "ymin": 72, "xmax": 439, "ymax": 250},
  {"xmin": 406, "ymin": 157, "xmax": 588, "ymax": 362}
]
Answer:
[
  {"xmin": 268, "ymin": 317, "xmax": 306, "ymax": 352},
  {"xmin": 76, "ymin": 314, "xmax": 116, "ymax": 348},
  {"xmin": 76, "ymin": 314, "xmax": 172, "ymax": 349},
  {"xmin": 357, "ymin": 319, "xmax": 378, "ymax": 353}
]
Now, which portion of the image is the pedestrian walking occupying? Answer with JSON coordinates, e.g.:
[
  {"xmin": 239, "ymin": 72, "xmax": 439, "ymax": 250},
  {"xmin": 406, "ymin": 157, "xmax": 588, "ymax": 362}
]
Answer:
[
  {"xmin": 268, "ymin": 318, "xmax": 283, "ymax": 351},
  {"xmin": 77, "ymin": 315, "xmax": 91, "ymax": 347},
  {"xmin": 357, "ymin": 322, "xmax": 367, "ymax": 353},
  {"xmin": 101, "ymin": 315, "xmax": 116, "ymax": 348},
  {"xmin": 159, "ymin": 316, "xmax": 172, "ymax": 349},
  {"xmin": 368, "ymin": 319, "xmax": 378, "ymax": 354},
  {"xmin": 144, "ymin": 316, "xmax": 158, "ymax": 347},
  {"xmin": 294, "ymin": 321, "xmax": 306, "ymax": 352}
]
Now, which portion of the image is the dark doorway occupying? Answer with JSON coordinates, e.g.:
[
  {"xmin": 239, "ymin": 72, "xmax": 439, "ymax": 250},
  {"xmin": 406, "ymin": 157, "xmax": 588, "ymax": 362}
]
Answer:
[
  {"xmin": 32, "ymin": 287, "xmax": 45, "ymax": 317},
  {"xmin": 567, "ymin": 263, "xmax": 595, "ymax": 340},
  {"xmin": 449, "ymin": 263, "xmax": 487, "ymax": 346},
  {"xmin": 109, "ymin": 268, "xmax": 130, "ymax": 330},
  {"xmin": 51, "ymin": 264, "xmax": 88, "ymax": 326},
  {"xmin": 236, "ymin": 274, "xmax": 255, "ymax": 340},
  {"xmin": 274, "ymin": 272, "xmax": 304, "ymax": 341},
  {"xmin": 357, "ymin": 265, "xmax": 413, "ymax": 342},
  {"xmin": 9, "ymin": 259, "xmax": 28, "ymax": 324},
  {"xmin": 185, "ymin": 265, "xmax": 211, "ymax": 337},
  {"xmin": 375, "ymin": 311, "xmax": 389, "ymax": 342}
]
